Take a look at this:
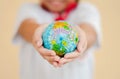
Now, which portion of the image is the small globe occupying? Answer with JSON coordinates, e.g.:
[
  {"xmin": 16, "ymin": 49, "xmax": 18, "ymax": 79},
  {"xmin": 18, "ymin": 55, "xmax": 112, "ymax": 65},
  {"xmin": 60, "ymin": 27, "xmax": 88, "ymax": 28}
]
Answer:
[{"xmin": 42, "ymin": 21, "xmax": 79, "ymax": 57}]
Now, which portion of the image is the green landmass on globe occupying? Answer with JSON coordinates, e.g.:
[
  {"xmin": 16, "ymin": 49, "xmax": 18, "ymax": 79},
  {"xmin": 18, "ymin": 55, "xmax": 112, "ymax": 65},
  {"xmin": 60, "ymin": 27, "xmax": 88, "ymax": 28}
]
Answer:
[{"xmin": 42, "ymin": 21, "xmax": 79, "ymax": 57}]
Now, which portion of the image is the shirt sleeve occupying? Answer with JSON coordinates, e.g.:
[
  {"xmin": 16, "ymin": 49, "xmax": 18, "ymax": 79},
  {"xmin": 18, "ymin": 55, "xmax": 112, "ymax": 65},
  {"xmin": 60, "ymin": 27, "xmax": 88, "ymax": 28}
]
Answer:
[
  {"xmin": 78, "ymin": 3, "xmax": 102, "ymax": 50},
  {"xmin": 12, "ymin": 3, "xmax": 39, "ymax": 45}
]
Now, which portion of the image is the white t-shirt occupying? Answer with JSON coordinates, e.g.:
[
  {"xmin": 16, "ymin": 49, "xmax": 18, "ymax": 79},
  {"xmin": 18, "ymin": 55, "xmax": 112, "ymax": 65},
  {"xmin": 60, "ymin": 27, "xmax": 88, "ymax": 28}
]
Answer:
[{"xmin": 12, "ymin": 2, "xmax": 101, "ymax": 79}]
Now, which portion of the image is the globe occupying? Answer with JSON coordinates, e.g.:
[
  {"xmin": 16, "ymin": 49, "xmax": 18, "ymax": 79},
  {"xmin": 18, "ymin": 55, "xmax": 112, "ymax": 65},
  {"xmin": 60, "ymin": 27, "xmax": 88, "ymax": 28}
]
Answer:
[{"xmin": 42, "ymin": 21, "xmax": 79, "ymax": 57}]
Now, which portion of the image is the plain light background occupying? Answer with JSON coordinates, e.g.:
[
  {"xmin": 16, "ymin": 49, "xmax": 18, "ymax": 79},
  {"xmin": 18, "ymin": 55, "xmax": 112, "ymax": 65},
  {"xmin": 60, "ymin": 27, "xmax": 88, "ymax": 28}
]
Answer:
[{"xmin": 0, "ymin": 0, "xmax": 120, "ymax": 79}]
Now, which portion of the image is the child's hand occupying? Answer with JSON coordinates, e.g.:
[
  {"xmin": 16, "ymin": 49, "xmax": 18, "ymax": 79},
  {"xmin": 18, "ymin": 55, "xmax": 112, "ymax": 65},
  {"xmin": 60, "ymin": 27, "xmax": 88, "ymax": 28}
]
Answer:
[
  {"xmin": 58, "ymin": 26, "xmax": 87, "ymax": 66},
  {"xmin": 32, "ymin": 24, "xmax": 60, "ymax": 67}
]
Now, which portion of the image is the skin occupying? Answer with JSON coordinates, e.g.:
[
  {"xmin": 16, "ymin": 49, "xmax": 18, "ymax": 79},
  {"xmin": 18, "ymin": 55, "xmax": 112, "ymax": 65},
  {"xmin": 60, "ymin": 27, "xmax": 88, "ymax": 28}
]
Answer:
[
  {"xmin": 41, "ymin": 0, "xmax": 77, "ymax": 12},
  {"xmin": 18, "ymin": 0, "xmax": 97, "ymax": 67}
]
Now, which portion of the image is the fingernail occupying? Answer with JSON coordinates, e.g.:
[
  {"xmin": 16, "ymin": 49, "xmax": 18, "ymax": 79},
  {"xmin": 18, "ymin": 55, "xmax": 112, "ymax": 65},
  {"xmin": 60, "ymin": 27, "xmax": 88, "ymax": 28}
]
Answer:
[
  {"xmin": 37, "ymin": 41, "xmax": 41, "ymax": 47},
  {"xmin": 78, "ymin": 48, "xmax": 81, "ymax": 52}
]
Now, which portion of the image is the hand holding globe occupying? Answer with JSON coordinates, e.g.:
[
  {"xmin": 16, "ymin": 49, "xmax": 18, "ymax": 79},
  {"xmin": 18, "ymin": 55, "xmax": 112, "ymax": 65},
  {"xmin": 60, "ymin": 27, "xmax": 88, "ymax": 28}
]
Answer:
[
  {"xmin": 42, "ymin": 21, "xmax": 79, "ymax": 57},
  {"xmin": 32, "ymin": 21, "xmax": 87, "ymax": 67}
]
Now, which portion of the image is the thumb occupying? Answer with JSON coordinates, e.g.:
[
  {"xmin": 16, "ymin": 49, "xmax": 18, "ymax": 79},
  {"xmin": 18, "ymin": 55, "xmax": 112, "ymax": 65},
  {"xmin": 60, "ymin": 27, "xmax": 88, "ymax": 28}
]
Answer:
[
  {"xmin": 77, "ymin": 42, "xmax": 82, "ymax": 53},
  {"xmin": 35, "ymin": 23, "xmax": 49, "ymax": 47},
  {"xmin": 36, "ymin": 23, "xmax": 49, "ymax": 47},
  {"xmin": 34, "ymin": 32, "xmax": 43, "ymax": 47},
  {"xmin": 36, "ymin": 38, "xmax": 43, "ymax": 47}
]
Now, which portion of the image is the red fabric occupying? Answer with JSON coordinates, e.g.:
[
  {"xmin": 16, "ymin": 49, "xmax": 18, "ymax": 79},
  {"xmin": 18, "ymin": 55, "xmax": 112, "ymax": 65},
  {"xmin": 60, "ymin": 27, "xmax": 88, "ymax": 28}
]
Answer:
[{"xmin": 41, "ymin": 2, "xmax": 78, "ymax": 21}]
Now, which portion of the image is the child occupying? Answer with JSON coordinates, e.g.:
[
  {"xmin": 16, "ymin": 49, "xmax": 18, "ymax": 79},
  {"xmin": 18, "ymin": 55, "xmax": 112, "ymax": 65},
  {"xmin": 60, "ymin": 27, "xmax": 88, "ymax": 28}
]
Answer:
[{"xmin": 13, "ymin": 0, "xmax": 101, "ymax": 79}]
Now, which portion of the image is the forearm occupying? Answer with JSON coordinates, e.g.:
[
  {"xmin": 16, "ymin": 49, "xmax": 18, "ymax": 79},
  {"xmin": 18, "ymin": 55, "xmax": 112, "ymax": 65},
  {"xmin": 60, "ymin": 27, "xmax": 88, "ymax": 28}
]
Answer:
[
  {"xmin": 18, "ymin": 19, "xmax": 39, "ymax": 43},
  {"xmin": 79, "ymin": 23, "xmax": 97, "ymax": 49}
]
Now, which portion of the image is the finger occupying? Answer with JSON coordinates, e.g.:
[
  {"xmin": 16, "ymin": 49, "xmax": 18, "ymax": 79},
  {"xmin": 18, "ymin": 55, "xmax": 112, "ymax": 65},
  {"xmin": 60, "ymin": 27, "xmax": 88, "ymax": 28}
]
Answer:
[
  {"xmin": 59, "ymin": 58, "xmax": 73, "ymax": 66},
  {"xmin": 37, "ymin": 24, "xmax": 49, "ymax": 47},
  {"xmin": 82, "ymin": 41, "xmax": 87, "ymax": 52},
  {"xmin": 45, "ymin": 55, "xmax": 60, "ymax": 62},
  {"xmin": 64, "ymin": 50, "xmax": 80, "ymax": 59},
  {"xmin": 80, "ymin": 41, "xmax": 87, "ymax": 56},
  {"xmin": 44, "ymin": 56, "xmax": 56, "ymax": 62},
  {"xmin": 54, "ymin": 56, "xmax": 61, "ymax": 61},
  {"xmin": 33, "ymin": 31, "xmax": 42, "ymax": 46},
  {"xmin": 77, "ymin": 29, "xmax": 86, "ymax": 52},
  {"xmin": 32, "ymin": 38, "xmax": 41, "ymax": 48},
  {"xmin": 77, "ymin": 39, "xmax": 86, "ymax": 52},
  {"xmin": 32, "ymin": 41, "xmax": 42, "ymax": 53},
  {"xmin": 36, "ymin": 40, "xmax": 42, "ymax": 47},
  {"xmin": 34, "ymin": 24, "xmax": 49, "ymax": 47},
  {"xmin": 44, "ymin": 56, "xmax": 60, "ymax": 67},
  {"xmin": 52, "ymin": 62, "xmax": 59, "ymax": 68},
  {"xmin": 39, "ymin": 46, "xmax": 56, "ymax": 56},
  {"xmin": 59, "ymin": 58, "xmax": 73, "ymax": 65},
  {"xmin": 72, "ymin": 25, "xmax": 86, "ymax": 52}
]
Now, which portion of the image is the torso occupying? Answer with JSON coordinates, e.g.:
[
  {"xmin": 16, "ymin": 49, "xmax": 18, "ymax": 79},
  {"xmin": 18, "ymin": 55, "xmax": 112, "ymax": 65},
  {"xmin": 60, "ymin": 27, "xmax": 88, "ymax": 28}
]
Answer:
[{"xmin": 19, "ymin": 2, "xmax": 96, "ymax": 79}]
